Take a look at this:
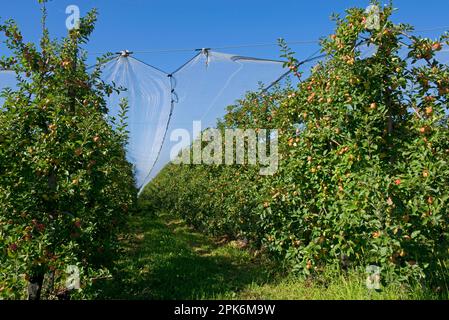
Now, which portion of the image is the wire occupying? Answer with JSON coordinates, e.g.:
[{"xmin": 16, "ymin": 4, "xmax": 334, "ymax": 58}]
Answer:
[
  {"xmin": 102, "ymin": 48, "xmax": 196, "ymax": 55},
  {"xmin": 88, "ymin": 26, "xmax": 449, "ymax": 57},
  {"xmin": 264, "ymin": 39, "xmax": 369, "ymax": 92},
  {"xmin": 208, "ymin": 40, "xmax": 318, "ymax": 51},
  {"xmin": 263, "ymin": 49, "xmax": 328, "ymax": 92},
  {"xmin": 129, "ymin": 56, "xmax": 170, "ymax": 75},
  {"xmin": 89, "ymin": 40, "xmax": 320, "ymax": 56},
  {"xmin": 170, "ymin": 51, "xmax": 203, "ymax": 75},
  {"xmin": 86, "ymin": 55, "xmax": 119, "ymax": 71}
]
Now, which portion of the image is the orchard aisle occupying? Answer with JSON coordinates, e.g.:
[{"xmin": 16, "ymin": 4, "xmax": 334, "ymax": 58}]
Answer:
[
  {"xmin": 91, "ymin": 209, "xmax": 433, "ymax": 300},
  {"xmin": 93, "ymin": 211, "xmax": 274, "ymax": 299}
]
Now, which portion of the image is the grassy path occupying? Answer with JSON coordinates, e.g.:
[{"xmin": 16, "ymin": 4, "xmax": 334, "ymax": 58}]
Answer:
[
  {"xmin": 94, "ymin": 212, "xmax": 275, "ymax": 299},
  {"xmin": 93, "ymin": 212, "xmax": 436, "ymax": 300}
]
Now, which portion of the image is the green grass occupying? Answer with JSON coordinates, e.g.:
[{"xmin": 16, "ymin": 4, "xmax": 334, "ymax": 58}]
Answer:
[
  {"xmin": 93, "ymin": 212, "xmax": 274, "ymax": 299},
  {"xmin": 92, "ymin": 211, "xmax": 441, "ymax": 300}
]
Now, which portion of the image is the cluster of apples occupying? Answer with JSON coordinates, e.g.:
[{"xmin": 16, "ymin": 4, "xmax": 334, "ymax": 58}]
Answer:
[{"xmin": 414, "ymin": 41, "xmax": 443, "ymax": 61}]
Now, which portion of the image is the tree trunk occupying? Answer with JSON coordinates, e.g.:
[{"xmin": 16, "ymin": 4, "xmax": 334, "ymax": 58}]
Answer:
[{"xmin": 27, "ymin": 273, "xmax": 44, "ymax": 300}]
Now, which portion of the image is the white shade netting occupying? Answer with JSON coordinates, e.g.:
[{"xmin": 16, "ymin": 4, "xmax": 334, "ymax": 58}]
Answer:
[
  {"xmin": 101, "ymin": 50, "xmax": 287, "ymax": 190},
  {"xmin": 101, "ymin": 56, "xmax": 172, "ymax": 190}
]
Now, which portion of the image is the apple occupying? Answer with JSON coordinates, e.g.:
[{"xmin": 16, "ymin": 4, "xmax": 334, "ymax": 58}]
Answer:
[
  {"xmin": 8, "ymin": 243, "xmax": 18, "ymax": 252},
  {"xmin": 74, "ymin": 219, "xmax": 81, "ymax": 228},
  {"xmin": 23, "ymin": 233, "xmax": 32, "ymax": 241},
  {"xmin": 61, "ymin": 60, "xmax": 71, "ymax": 68},
  {"xmin": 419, "ymin": 126, "xmax": 430, "ymax": 134},
  {"xmin": 432, "ymin": 42, "xmax": 442, "ymax": 51},
  {"xmin": 307, "ymin": 92, "xmax": 316, "ymax": 103},
  {"xmin": 13, "ymin": 32, "xmax": 22, "ymax": 42},
  {"xmin": 306, "ymin": 260, "xmax": 313, "ymax": 270},
  {"xmin": 438, "ymin": 87, "xmax": 449, "ymax": 95}
]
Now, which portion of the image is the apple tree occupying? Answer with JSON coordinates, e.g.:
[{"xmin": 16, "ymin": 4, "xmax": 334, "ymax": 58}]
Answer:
[
  {"xmin": 145, "ymin": 1, "xmax": 449, "ymax": 288},
  {"xmin": 0, "ymin": 4, "xmax": 136, "ymax": 299}
]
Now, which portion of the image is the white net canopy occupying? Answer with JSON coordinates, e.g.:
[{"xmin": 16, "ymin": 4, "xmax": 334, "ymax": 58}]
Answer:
[
  {"xmin": 101, "ymin": 50, "xmax": 287, "ymax": 189},
  {"xmin": 101, "ymin": 55, "xmax": 173, "ymax": 190}
]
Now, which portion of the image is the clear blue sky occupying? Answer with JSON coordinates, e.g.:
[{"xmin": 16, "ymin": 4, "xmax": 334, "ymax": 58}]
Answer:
[{"xmin": 1, "ymin": 0, "xmax": 448, "ymax": 70}]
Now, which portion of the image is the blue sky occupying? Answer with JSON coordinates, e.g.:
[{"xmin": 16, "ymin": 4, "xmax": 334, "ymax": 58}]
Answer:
[{"xmin": 1, "ymin": 0, "xmax": 448, "ymax": 70}]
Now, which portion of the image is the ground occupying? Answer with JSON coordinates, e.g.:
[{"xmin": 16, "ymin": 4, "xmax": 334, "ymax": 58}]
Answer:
[{"xmin": 92, "ymin": 211, "xmax": 440, "ymax": 300}]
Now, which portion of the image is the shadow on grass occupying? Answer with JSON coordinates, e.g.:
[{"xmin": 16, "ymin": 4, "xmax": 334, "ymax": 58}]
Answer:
[{"xmin": 93, "ymin": 212, "xmax": 275, "ymax": 300}]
